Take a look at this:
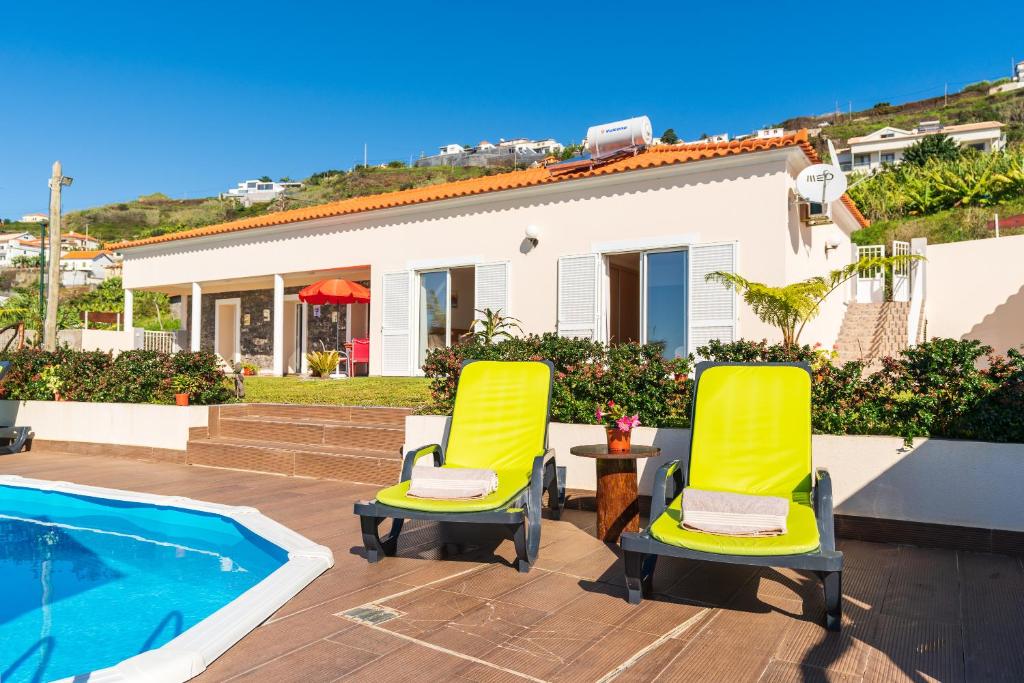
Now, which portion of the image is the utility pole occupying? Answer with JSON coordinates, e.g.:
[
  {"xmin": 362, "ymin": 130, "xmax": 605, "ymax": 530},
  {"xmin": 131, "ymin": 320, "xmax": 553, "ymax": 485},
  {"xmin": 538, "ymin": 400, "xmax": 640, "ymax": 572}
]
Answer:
[
  {"xmin": 44, "ymin": 161, "xmax": 72, "ymax": 350},
  {"xmin": 944, "ymin": 83, "xmax": 948, "ymax": 107},
  {"xmin": 363, "ymin": 143, "xmax": 368, "ymax": 168}
]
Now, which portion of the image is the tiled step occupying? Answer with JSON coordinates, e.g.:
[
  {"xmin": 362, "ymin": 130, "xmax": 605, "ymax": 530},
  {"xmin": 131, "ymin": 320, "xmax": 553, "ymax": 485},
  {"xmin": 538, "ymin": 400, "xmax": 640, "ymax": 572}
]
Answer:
[
  {"xmin": 185, "ymin": 437, "xmax": 402, "ymax": 485},
  {"xmin": 232, "ymin": 403, "xmax": 411, "ymax": 428},
  {"xmin": 216, "ymin": 415, "xmax": 405, "ymax": 453}
]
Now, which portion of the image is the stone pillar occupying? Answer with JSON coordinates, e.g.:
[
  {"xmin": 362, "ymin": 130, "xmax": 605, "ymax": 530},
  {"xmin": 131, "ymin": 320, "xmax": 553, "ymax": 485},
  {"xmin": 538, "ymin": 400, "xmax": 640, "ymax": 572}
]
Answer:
[
  {"xmin": 272, "ymin": 274, "xmax": 285, "ymax": 376},
  {"xmin": 123, "ymin": 288, "xmax": 134, "ymax": 331},
  {"xmin": 191, "ymin": 282, "xmax": 202, "ymax": 352}
]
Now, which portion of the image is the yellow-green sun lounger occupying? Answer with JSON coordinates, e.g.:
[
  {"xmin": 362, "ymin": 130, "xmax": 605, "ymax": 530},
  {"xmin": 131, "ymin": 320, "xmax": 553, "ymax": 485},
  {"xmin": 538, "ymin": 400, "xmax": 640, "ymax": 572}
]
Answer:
[
  {"xmin": 353, "ymin": 360, "xmax": 564, "ymax": 572},
  {"xmin": 620, "ymin": 362, "xmax": 844, "ymax": 630}
]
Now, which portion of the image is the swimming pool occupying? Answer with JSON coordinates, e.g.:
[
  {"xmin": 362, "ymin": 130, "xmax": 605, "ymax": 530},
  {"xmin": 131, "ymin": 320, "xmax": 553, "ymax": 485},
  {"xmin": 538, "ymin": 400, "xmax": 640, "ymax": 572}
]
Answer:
[{"xmin": 0, "ymin": 475, "xmax": 334, "ymax": 683}]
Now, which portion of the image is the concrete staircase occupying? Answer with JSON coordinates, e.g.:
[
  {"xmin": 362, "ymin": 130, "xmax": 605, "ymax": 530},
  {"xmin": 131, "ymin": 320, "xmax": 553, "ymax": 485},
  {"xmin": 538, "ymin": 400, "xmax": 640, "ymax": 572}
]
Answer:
[
  {"xmin": 186, "ymin": 404, "xmax": 412, "ymax": 485},
  {"xmin": 836, "ymin": 302, "xmax": 918, "ymax": 368}
]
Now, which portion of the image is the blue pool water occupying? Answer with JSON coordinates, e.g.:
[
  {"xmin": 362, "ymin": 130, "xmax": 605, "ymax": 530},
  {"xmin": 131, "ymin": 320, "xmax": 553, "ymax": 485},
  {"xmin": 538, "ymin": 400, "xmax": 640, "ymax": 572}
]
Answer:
[{"xmin": 0, "ymin": 484, "xmax": 287, "ymax": 682}]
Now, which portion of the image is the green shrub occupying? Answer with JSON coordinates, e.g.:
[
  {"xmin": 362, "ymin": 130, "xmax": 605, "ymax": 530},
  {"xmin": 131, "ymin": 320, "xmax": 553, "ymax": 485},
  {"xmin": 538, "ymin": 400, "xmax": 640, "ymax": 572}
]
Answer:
[
  {"xmin": 0, "ymin": 348, "xmax": 231, "ymax": 405},
  {"xmin": 422, "ymin": 334, "xmax": 691, "ymax": 428}
]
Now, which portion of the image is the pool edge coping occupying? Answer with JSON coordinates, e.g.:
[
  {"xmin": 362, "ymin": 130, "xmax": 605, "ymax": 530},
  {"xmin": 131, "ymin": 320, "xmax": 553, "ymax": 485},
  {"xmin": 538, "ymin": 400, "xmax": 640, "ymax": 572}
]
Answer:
[{"xmin": 0, "ymin": 474, "xmax": 335, "ymax": 683}]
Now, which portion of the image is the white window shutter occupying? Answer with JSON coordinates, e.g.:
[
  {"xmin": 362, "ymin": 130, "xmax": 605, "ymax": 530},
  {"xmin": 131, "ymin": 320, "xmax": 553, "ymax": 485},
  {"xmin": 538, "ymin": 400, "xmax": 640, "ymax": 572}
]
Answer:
[
  {"xmin": 474, "ymin": 262, "xmax": 509, "ymax": 318},
  {"xmin": 381, "ymin": 271, "xmax": 411, "ymax": 375},
  {"xmin": 689, "ymin": 243, "xmax": 737, "ymax": 353},
  {"xmin": 557, "ymin": 254, "xmax": 600, "ymax": 339}
]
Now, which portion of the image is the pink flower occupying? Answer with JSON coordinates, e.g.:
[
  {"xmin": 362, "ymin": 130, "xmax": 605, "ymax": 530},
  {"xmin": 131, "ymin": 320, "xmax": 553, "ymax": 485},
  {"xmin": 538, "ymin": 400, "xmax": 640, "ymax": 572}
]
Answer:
[
  {"xmin": 615, "ymin": 414, "xmax": 640, "ymax": 432},
  {"xmin": 595, "ymin": 408, "xmax": 604, "ymax": 420},
  {"xmin": 607, "ymin": 400, "xmax": 615, "ymax": 407},
  {"xmin": 813, "ymin": 342, "xmax": 822, "ymax": 349}
]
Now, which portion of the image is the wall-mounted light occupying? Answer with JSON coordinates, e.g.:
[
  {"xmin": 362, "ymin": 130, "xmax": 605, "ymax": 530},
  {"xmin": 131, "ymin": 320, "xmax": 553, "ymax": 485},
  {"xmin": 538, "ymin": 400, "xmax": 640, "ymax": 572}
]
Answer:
[
  {"xmin": 824, "ymin": 239, "xmax": 841, "ymax": 256},
  {"xmin": 524, "ymin": 224, "xmax": 541, "ymax": 247}
]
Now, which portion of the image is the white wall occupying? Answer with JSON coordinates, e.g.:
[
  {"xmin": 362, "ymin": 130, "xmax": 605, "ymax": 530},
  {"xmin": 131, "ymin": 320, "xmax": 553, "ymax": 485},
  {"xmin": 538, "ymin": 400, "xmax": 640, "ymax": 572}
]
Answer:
[
  {"xmin": 123, "ymin": 149, "xmax": 865, "ymax": 374},
  {"xmin": 0, "ymin": 401, "xmax": 208, "ymax": 450},
  {"xmin": 81, "ymin": 329, "xmax": 136, "ymax": 353},
  {"xmin": 925, "ymin": 234, "xmax": 1024, "ymax": 352},
  {"xmin": 406, "ymin": 416, "xmax": 1024, "ymax": 532}
]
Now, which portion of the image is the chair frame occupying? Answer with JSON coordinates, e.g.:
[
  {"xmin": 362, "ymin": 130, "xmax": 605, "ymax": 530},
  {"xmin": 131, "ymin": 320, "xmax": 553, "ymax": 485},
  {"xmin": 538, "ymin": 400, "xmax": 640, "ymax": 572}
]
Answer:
[
  {"xmin": 353, "ymin": 360, "xmax": 565, "ymax": 573},
  {"xmin": 620, "ymin": 361, "xmax": 844, "ymax": 631}
]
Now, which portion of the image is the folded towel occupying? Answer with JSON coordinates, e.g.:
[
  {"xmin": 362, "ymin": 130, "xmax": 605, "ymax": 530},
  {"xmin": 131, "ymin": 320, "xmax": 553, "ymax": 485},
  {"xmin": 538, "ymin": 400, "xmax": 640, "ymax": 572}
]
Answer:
[
  {"xmin": 681, "ymin": 487, "xmax": 789, "ymax": 537},
  {"xmin": 407, "ymin": 467, "xmax": 499, "ymax": 500}
]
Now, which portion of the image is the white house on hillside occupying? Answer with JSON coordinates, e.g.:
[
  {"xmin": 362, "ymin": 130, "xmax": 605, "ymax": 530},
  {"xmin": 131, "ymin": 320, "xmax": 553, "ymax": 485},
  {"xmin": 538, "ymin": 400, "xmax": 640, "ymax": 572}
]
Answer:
[
  {"xmin": 836, "ymin": 120, "xmax": 1006, "ymax": 172},
  {"xmin": 0, "ymin": 232, "xmax": 34, "ymax": 266},
  {"xmin": 8, "ymin": 238, "xmax": 42, "ymax": 264},
  {"xmin": 220, "ymin": 179, "xmax": 302, "ymax": 207},
  {"xmin": 60, "ymin": 250, "xmax": 117, "ymax": 286},
  {"xmin": 62, "ymin": 231, "xmax": 102, "ymax": 251},
  {"xmin": 20, "ymin": 213, "xmax": 47, "ymax": 224}
]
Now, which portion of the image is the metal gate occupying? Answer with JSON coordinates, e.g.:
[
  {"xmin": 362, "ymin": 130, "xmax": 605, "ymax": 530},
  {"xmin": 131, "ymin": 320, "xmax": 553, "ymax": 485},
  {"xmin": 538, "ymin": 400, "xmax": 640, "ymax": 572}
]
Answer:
[
  {"xmin": 892, "ymin": 241, "xmax": 910, "ymax": 302},
  {"xmin": 855, "ymin": 244, "xmax": 885, "ymax": 303}
]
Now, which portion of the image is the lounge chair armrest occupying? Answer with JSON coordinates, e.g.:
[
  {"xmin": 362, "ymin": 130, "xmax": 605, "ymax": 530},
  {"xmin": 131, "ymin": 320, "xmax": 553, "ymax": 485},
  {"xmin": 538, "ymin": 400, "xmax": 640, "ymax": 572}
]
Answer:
[
  {"xmin": 529, "ymin": 449, "xmax": 555, "ymax": 502},
  {"xmin": 400, "ymin": 443, "xmax": 444, "ymax": 482},
  {"xmin": 650, "ymin": 459, "xmax": 684, "ymax": 523},
  {"xmin": 814, "ymin": 468, "xmax": 837, "ymax": 552}
]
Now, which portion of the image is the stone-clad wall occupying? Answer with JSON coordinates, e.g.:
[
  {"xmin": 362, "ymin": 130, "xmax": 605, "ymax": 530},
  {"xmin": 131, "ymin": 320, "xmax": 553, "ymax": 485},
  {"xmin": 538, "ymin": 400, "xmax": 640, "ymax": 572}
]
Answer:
[{"xmin": 198, "ymin": 286, "xmax": 356, "ymax": 371}]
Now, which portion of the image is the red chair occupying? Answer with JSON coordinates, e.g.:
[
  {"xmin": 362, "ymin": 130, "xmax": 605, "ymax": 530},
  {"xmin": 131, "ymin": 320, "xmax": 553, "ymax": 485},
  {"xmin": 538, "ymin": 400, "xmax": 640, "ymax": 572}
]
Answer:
[{"xmin": 346, "ymin": 338, "xmax": 369, "ymax": 377}]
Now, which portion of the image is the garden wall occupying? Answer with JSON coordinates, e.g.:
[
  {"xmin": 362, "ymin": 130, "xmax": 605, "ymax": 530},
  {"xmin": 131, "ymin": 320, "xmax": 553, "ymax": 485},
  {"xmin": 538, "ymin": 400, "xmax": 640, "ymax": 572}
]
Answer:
[
  {"xmin": 0, "ymin": 400, "xmax": 208, "ymax": 451},
  {"xmin": 405, "ymin": 416, "xmax": 1024, "ymax": 534},
  {"xmin": 926, "ymin": 234, "xmax": 1024, "ymax": 352}
]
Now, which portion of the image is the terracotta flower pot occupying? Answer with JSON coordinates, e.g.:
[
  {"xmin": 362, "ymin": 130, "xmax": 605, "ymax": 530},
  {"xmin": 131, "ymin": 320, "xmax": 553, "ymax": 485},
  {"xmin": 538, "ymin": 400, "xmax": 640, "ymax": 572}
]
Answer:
[
  {"xmin": 606, "ymin": 428, "xmax": 631, "ymax": 453},
  {"xmin": 174, "ymin": 393, "xmax": 190, "ymax": 406}
]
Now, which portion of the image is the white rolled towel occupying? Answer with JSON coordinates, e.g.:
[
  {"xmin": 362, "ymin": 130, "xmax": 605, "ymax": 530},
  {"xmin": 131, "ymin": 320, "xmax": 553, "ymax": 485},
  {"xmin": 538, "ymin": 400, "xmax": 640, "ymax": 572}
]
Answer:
[
  {"xmin": 681, "ymin": 487, "xmax": 789, "ymax": 537},
  {"xmin": 407, "ymin": 467, "xmax": 499, "ymax": 500}
]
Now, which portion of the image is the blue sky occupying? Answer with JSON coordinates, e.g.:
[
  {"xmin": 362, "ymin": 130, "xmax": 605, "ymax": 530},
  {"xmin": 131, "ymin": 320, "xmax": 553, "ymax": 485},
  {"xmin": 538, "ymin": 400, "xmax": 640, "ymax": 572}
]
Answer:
[{"xmin": 1, "ymin": 0, "xmax": 1019, "ymax": 223}]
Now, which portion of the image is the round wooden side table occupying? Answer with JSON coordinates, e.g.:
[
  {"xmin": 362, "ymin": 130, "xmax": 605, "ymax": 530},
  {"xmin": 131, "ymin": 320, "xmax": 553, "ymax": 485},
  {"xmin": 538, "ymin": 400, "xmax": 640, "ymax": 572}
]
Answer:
[{"xmin": 570, "ymin": 444, "xmax": 662, "ymax": 544}]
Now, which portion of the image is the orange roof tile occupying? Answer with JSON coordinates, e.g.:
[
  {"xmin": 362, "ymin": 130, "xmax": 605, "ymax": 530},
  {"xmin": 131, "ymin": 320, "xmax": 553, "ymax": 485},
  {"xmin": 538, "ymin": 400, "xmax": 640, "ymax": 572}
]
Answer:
[{"xmin": 109, "ymin": 131, "xmax": 867, "ymax": 250}]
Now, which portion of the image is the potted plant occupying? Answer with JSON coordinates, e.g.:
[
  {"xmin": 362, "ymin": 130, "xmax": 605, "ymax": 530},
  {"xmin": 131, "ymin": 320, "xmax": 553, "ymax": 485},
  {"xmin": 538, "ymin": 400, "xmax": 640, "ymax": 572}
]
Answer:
[
  {"xmin": 241, "ymin": 362, "xmax": 259, "ymax": 377},
  {"xmin": 41, "ymin": 365, "xmax": 64, "ymax": 401},
  {"xmin": 171, "ymin": 374, "xmax": 200, "ymax": 406},
  {"xmin": 595, "ymin": 400, "xmax": 640, "ymax": 453}
]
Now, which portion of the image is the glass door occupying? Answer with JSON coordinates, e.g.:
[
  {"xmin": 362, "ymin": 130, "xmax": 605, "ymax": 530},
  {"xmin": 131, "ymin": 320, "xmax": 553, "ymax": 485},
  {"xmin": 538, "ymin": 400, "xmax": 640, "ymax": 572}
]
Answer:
[
  {"xmin": 642, "ymin": 249, "xmax": 688, "ymax": 359},
  {"xmin": 418, "ymin": 270, "xmax": 449, "ymax": 367}
]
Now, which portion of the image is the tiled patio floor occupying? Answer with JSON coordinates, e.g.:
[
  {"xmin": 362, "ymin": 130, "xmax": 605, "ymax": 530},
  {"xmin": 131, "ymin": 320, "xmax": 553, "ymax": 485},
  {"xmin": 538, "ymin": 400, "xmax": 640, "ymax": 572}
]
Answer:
[{"xmin": 4, "ymin": 450, "xmax": 1023, "ymax": 682}]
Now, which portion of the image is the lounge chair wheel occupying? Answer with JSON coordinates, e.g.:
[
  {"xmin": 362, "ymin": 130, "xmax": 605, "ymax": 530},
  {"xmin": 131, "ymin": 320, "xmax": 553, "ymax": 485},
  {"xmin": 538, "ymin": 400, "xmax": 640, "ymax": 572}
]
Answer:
[
  {"xmin": 443, "ymin": 543, "xmax": 463, "ymax": 557},
  {"xmin": 822, "ymin": 570, "xmax": 842, "ymax": 631},
  {"xmin": 546, "ymin": 462, "xmax": 564, "ymax": 520}
]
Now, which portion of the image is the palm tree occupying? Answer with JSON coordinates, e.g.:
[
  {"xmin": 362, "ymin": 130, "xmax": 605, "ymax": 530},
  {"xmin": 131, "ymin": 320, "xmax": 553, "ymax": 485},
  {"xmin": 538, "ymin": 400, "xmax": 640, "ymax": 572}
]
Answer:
[{"xmin": 707, "ymin": 254, "xmax": 922, "ymax": 346}]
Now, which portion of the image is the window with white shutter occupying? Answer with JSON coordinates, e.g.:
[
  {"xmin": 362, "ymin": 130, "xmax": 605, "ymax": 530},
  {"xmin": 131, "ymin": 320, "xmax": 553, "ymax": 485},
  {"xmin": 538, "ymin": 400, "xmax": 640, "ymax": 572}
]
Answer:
[
  {"xmin": 688, "ymin": 242, "xmax": 738, "ymax": 353},
  {"xmin": 557, "ymin": 254, "xmax": 600, "ymax": 339},
  {"xmin": 474, "ymin": 262, "xmax": 509, "ymax": 318},
  {"xmin": 381, "ymin": 271, "xmax": 412, "ymax": 375}
]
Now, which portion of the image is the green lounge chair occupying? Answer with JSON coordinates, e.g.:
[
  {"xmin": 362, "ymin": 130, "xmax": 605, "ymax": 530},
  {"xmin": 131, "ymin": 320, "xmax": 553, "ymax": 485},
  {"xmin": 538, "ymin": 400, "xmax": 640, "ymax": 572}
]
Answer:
[
  {"xmin": 353, "ymin": 360, "xmax": 564, "ymax": 572},
  {"xmin": 620, "ymin": 362, "xmax": 844, "ymax": 630}
]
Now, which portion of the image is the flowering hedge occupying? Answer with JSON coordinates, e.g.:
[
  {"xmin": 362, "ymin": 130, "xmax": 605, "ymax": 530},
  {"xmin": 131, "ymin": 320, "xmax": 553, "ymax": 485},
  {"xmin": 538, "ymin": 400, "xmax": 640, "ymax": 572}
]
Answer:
[
  {"xmin": 0, "ymin": 349, "xmax": 233, "ymax": 405},
  {"xmin": 423, "ymin": 335, "xmax": 1024, "ymax": 444}
]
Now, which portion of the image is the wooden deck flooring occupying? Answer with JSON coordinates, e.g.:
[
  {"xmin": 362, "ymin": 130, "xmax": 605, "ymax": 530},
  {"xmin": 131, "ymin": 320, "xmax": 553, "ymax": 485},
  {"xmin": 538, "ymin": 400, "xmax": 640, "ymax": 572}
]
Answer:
[{"xmin": 3, "ymin": 450, "xmax": 1023, "ymax": 682}]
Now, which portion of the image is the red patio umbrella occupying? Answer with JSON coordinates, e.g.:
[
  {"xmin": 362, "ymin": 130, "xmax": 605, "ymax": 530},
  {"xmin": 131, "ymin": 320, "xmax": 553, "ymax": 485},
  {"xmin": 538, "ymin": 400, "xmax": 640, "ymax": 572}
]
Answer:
[{"xmin": 298, "ymin": 279, "xmax": 371, "ymax": 364}]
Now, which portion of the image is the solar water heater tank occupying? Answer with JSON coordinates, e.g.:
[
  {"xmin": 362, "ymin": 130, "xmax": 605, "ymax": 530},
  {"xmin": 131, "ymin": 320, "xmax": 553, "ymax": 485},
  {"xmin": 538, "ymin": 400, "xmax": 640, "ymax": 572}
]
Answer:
[{"xmin": 586, "ymin": 116, "xmax": 653, "ymax": 159}]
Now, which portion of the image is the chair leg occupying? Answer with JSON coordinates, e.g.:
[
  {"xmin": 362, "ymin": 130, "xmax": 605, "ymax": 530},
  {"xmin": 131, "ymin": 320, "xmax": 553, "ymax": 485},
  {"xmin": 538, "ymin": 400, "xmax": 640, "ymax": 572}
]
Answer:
[
  {"xmin": 360, "ymin": 515, "xmax": 403, "ymax": 564},
  {"xmin": 511, "ymin": 511, "xmax": 541, "ymax": 574},
  {"xmin": 546, "ymin": 462, "xmax": 564, "ymax": 520},
  {"xmin": 822, "ymin": 570, "xmax": 842, "ymax": 632},
  {"xmin": 624, "ymin": 550, "xmax": 649, "ymax": 604}
]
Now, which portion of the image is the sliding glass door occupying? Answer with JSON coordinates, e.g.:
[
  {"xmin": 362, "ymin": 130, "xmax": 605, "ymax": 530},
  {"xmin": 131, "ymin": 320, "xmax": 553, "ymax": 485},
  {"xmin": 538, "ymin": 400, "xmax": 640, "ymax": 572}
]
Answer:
[
  {"xmin": 642, "ymin": 249, "xmax": 688, "ymax": 359},
  {"xmin": 418, "ymin": 270, "xmax": 449, "ymax": 367}
]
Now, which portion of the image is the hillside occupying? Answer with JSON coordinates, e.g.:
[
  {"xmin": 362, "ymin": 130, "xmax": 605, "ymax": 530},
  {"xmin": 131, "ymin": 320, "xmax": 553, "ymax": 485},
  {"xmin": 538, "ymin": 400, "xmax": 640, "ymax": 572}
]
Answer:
[{"xmin": 51, "ymin": 165, "xmax": 507, "ymax": 245}]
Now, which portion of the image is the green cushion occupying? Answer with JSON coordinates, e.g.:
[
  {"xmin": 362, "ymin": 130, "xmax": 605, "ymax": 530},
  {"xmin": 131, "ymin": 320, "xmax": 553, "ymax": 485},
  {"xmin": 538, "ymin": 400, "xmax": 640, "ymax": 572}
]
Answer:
[
  {"xmin": 375, "ymin": 467, "xmax": 529, "ymax": 513},
  {"xmin": 444, "ymin": 361, "xmax": 551, "ymax": 473},
  {"xmin": 650, "ymin": 493, "xmax": 820, "ymax": 556},
  {"xmin": 689, "ymin": 365, "xmax": 813, "ymax": 498}
]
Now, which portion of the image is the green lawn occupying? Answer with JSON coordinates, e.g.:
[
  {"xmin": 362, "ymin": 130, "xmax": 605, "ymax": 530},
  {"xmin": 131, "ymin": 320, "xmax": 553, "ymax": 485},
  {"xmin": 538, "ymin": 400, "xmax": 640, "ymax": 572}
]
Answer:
[{"xmin": 244, "ymin": 376, "xmax": 432, "ymax": 408}]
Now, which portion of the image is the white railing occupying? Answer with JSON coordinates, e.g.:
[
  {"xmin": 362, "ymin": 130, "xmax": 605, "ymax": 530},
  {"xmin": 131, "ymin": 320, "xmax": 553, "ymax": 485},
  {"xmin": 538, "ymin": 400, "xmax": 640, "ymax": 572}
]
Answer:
[
  {"xmin": 142, "ymin": 330, "xmax": 176, "ymax": 354},
  {"xmin": 892, "ymin": 240, "xmax": 910, "ymax": 302},
  {"xmin": 906, "ymin": 238, "xmax": 928, "ymax": 347}
]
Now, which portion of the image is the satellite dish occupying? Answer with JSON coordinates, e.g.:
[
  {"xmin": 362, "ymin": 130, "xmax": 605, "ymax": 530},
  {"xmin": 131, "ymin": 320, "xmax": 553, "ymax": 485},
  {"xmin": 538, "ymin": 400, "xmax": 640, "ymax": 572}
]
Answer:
[{"xmin": 796, "ymin": 163, "xmax": 847, "ymax": 204}]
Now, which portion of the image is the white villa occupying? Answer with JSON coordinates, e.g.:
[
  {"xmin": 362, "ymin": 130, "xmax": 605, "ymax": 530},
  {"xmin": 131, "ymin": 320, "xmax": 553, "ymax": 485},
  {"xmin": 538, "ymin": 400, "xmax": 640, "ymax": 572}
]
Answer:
[
  {"xmin": 0, "ymin": 232, "xmax": 34, "ymax": 266},
  {"xmin": 836, "ymin": 120, "xmax": 1006, "ymax": 172},
  {"xmin": 220, "ymin": 179, "xmax": 302, "ymax": 207},
  {"xmin": 111, "ymin": 130, "xmax": 867, "ymax": 376},
  {"xmin": 20, "ymin": 213, "xmax": 48, "ymax": 224},
  {"xmin": 60, "ymin": 250, "xmax": 117, "ymax": 286}
]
